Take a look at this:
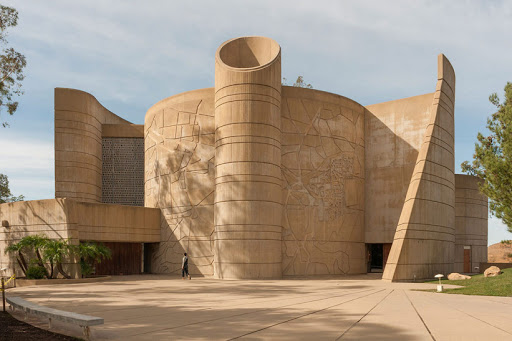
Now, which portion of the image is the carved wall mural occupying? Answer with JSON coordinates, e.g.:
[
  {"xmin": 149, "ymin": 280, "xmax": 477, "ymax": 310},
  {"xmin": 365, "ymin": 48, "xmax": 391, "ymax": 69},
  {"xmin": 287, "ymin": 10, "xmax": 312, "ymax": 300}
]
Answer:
[
  {"xmin": 144, "ymin": 89, "xmax": 216, "ymax": 276},
  {"xmin": 281, "ymin": 88, "xmax": 366, "ymax": 276},
  {"xmin": 143, "ymin": 86, "xmax": 368, "ymax": 277}
]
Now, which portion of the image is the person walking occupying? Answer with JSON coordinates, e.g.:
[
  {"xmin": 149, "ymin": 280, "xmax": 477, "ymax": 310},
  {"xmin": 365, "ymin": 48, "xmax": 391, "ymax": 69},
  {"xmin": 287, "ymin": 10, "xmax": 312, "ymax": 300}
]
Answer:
[{"xmin": 182, "ymin": 253, "xmax": 191, "ymax": 280}]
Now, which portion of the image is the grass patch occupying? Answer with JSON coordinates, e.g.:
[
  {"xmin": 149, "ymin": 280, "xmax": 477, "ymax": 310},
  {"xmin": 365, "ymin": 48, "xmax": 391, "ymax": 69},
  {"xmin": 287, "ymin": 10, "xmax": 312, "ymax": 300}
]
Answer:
[{"xmin": 425, "ymin": 267, "xmax": 512, "ymax": 296}]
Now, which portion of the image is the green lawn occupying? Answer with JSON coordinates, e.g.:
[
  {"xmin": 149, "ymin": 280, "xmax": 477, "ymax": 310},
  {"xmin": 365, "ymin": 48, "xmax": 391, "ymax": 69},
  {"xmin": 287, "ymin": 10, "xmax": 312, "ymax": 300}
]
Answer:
[{"xmin": 425, "ymin": 267, "xmax": 512, "ymax": 296}]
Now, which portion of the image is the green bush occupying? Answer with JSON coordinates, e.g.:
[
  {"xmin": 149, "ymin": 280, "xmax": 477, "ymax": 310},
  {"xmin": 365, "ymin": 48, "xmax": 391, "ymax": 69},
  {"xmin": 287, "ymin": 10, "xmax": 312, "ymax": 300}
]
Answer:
[
  {"xmin": 26, "ymin": 265, "xmax": 46, "ymax": 279},
  {"xmin": 76, "ymin": 242, "xmax": 111, "ymax": 277},
  {"xmin": 80, "ymin": 260, "xmax": 94, "ymax": 277}
]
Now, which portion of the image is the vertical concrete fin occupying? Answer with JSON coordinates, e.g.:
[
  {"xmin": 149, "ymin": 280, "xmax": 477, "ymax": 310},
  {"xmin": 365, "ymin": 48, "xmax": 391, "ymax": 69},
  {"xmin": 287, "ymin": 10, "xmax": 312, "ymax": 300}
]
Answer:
[{"xmin": 383, "ymin": 54, "xmax": 456, "ymax": 281}]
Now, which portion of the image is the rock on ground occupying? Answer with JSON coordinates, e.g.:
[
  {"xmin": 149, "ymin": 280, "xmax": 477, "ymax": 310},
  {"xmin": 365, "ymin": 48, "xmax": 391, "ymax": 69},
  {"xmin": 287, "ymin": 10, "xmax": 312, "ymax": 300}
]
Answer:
[
  {"xmin": 447, "ymin": 273, "xmax": 471, "ymax": 280},
  {"xmin": 484, "ymin": 266, "xmax": 502, "ymax": 277}
]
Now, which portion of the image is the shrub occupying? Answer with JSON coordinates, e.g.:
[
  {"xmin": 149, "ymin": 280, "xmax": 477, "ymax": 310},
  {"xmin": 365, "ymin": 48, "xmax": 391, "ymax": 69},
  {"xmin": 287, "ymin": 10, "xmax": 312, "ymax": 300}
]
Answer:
[
  {"xmin": 73, "ymin": 242, "xmax": 111, "ymax": 277},
  {"xmin": 80, "ymin": 261, "xmax": 94, "ymax": 277},
  {"xmin": 26, "ymin": 265, "xmax": 46, "ymax": 279},
  {"xmin": 6, "ymin": 235, "xmax": 112, "ymax": 278}
]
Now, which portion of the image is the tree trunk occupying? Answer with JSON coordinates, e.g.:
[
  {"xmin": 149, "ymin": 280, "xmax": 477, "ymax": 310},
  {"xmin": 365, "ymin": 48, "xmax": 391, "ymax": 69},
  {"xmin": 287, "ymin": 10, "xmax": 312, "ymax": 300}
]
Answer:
[
  {"xmin": 18, "ymin": 252, "xmax": 28, "ymax": 274},
  {"xmin": 35, "ymin": 248, "xmax": 50, "ymax": 278},
  {"xmin": 49, "ymin": 260, "xmax": 54, "ymax": 279},
  {"xmin": 56, "ymin": 262, "xmax": 71, "ymax": 279},
  {"xmin": 16, "ymin": 257, "xmax": 27, "ymax": 276}
]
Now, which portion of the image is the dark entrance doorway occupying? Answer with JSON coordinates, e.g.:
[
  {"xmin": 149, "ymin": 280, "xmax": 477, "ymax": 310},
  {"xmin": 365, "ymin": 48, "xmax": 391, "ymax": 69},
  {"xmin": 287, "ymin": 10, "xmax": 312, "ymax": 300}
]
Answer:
[
  {"xmin": 366, "ymin": 243, "xmax": 392, "ymax": 273},
  {"xmin": 143, "ymin": 243, "xmax": 158, "ymax": 273},
  {"xmin": 368, "ymin": 244, "xmax": 383, "ymax": 272}
]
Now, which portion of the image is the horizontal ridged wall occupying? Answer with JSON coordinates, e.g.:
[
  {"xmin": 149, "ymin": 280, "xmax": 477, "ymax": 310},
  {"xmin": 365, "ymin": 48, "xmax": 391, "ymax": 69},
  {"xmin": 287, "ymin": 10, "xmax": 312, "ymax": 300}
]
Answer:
[{"xmin": 55, "ymin": 88, "xmax": 131, "ymax": 203}]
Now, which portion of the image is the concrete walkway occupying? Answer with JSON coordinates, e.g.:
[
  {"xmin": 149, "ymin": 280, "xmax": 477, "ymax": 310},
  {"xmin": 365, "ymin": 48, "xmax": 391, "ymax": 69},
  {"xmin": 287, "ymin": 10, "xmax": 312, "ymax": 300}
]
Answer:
[{"xmin": 6, "ymin": 274, "xmax": 512, "ymax": 340}]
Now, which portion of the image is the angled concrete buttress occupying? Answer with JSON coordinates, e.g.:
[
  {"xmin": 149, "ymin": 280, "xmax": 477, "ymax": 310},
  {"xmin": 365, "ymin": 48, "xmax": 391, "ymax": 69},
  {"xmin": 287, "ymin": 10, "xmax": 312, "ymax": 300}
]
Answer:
[{"xmin": 382, "ymin": 54, "xmax": 456, "ymax": 281}]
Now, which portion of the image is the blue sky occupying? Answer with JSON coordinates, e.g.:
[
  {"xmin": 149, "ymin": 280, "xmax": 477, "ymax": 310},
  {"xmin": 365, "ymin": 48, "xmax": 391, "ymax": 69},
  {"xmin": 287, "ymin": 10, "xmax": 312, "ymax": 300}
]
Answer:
[{"xmin": 0, "ymin": 0, "xmax": 511, "ymax": 245}]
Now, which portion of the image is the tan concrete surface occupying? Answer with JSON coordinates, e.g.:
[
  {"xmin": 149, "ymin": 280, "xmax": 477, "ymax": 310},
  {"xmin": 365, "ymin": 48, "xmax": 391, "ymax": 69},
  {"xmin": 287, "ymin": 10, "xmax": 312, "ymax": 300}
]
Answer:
[
  {"xmin": 454, "ymin": 174, "xmax": 488, "ymax": 272},
  {"xmin": 144, "ymin": 88, "xmax": 216, "ymax": 277},
  {"xmin": 6, "ymin": 275, "xmax": 512, "ymax": 340},
  {"xmin": 382, "ymin": 54, "xmax": 457, "ymax": 281},
  {"xmin": 281, "ymin": 87, "xmax": 366, "ymax": 276},
  {"xmin": 365, "ymin": 93, "xmax": 434, "ymax": 244},
  {"xmin": 214, "ymin": 36, "xmax": 283, "ymax": 279},
  {"xmin": 0, "ymin": 198, "xmax": 161, "ymax": 278},
  {"xmin": 55, "ymin": 88, "xmax": 133, "ymax": 203},
  {"xmin": 101, "ymin": 124, "xmax": 144, "ymax": 138},
  {"xmin": 0, "ymin": 198, "xmax": 81, "ymax": 278}
]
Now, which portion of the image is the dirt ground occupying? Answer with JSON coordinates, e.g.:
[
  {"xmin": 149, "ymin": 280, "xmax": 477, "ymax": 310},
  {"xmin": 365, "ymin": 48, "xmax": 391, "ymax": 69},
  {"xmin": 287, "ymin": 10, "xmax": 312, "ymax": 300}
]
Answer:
[
  {"xmin": 0, "ymin": 311, "xmax": 80, "ymax": 341},
  {"xmin": 488, "ymin": 242, "xmax": 512, "ymax": 263}
]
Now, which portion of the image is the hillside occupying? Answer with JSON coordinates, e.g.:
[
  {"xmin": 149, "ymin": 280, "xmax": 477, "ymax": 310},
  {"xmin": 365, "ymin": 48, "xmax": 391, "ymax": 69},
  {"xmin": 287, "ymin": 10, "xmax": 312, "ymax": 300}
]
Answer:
[{"xmin": 488, "ymin": 242, "xmax": 512, "ymax": 263}]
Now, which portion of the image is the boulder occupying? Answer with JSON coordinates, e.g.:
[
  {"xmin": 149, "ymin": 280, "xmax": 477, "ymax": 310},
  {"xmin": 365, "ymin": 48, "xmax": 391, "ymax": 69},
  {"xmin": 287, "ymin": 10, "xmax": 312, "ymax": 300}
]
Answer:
[
  {"xmin": 484, "ymin": 266, "xmax": 502, "ymax": 277},
  {"xmin": 447, "ymin": 273, "xmax": 471, "ymax": 280}
]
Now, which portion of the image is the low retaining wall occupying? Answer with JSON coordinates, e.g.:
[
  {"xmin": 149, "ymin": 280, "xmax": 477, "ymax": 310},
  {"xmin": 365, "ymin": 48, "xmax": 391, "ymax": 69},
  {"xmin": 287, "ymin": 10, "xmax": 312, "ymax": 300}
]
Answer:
[{"xmin": 479, "ymin": 262, "xmax": 512, "ymax": 273}]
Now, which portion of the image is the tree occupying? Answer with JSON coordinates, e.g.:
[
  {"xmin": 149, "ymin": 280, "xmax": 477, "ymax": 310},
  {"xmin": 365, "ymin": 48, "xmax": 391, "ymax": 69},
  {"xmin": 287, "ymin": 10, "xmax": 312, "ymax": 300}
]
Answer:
[
  {"xmin": 73, "ymin": 242, "xmax": 111, "ymax": 277},
  {"xmin": 5, "ymin": 235, "xmax": 112, "ymax": 279},
  {"xmin": 0, "ymin": 5, "xmax": 26, "ymax": 127},
  {"xmin": 0, "ymin": 173, "xmax": 24, "ymax": 203},
  {"xmin": 461, "ymin": 82, "xmax": 512, "ymax": 232},
  {"xmin": 17, "ymin": 235, "xmax": 50, "ymax": 278},
  {"xmin": 4, "ymin": 235, "xmax": 48, "ymax": 277},
  {"xmin": 4, "ymin": 241, "xmax": 29, "ymax": 276},
  {"xmin": 0, "ymin": 6, "xmax": 26, "ymax": 207},
  {"xmin": 282, "ymin": 75, "xmax": 313, "ymax": 89},
  {"xmin": 42, "ymin": 239, "xmax": 73, "ymax": 279}
]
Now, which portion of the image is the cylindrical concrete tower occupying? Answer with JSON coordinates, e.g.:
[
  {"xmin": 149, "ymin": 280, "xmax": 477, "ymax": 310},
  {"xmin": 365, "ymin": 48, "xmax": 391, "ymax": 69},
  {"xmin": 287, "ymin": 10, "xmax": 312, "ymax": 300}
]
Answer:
[{"xmin": 214, "ymin": 36, "xmax": 282, "ymax": 279}]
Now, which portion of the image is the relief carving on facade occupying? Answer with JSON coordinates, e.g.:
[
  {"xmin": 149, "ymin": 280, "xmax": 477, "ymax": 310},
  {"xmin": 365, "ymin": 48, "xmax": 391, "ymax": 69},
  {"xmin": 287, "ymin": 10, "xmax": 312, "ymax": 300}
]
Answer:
[
  {"xmin": 144, "ymin": 92, "xmax": 216, "ymax": 275},
  {"xmin": 281, "ymin": 94, "xmax": 365, "ymax": 276}
]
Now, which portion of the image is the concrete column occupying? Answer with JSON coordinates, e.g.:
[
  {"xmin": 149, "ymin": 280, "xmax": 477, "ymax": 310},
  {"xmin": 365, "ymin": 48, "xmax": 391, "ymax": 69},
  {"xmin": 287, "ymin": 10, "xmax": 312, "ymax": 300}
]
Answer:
[{"xmin": 214, "ymin": 36, "xmax": 282, "ymax": 279}]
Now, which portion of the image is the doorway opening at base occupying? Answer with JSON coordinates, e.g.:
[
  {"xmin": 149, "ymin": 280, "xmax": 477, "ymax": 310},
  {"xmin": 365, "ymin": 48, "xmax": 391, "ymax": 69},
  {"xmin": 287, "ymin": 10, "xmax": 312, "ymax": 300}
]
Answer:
[{"xmin": 366, "ymin": 243, "xmax": 392, "ymax": 273}]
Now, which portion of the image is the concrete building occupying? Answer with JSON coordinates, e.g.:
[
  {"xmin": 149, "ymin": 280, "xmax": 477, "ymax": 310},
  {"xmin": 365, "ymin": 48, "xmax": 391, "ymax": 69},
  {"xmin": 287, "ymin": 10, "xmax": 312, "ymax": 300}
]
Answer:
[{"xmin": 0, "ymin": 36, "xmax": 487, "ymax": 281}]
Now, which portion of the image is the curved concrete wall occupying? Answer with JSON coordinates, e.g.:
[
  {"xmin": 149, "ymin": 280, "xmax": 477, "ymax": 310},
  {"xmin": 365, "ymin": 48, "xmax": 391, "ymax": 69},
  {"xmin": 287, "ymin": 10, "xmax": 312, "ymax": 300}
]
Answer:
[
  {"xmin": 55, "ymin": 88, "xmax": 130, "ymax": 203},
  {"xmin": 140, "ymin": 37, "xmax": 483, "ymax": 280},
  {"xmin": 144, "ymin": 85, "xmax": 368, "ymax": 278},
  {"xmin": 281, "ymin": 87, "xmax": 366, "ymax": 275},
  {"xmin": 144, "ymin": 88, "xmax": 216, "ymax": 276},
  {"xmin": 214, "ymin": 37, "xmax": 282, "ymax": 279},
  {"xmin": 454, "ymin": 174, "xmax": 488, "ymax": 273}
]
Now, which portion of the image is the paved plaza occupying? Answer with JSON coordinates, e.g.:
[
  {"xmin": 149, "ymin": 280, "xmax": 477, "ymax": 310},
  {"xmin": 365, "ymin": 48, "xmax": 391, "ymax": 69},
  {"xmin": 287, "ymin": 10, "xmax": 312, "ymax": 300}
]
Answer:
[{"xmin": 7, "ymin": 274, "xmax": 512, "ymax": 340}]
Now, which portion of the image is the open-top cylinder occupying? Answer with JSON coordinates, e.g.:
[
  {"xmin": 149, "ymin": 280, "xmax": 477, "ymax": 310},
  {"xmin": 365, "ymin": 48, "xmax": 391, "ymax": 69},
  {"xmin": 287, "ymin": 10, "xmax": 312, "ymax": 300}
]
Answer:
[{"xmin": 214, "ymin": 36, "xmax": 283, "ymax": 279}]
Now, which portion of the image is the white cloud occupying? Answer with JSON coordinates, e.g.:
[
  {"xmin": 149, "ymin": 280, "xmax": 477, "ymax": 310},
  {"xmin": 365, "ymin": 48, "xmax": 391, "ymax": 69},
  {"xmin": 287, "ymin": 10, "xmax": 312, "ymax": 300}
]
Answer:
[
  {"xmin": 0, "ymin": 139, "xmax": 53, "ymax": 173},
  {"xmin": 0, "ymin": 133, "xmax": 54, "ymax": 201}
]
